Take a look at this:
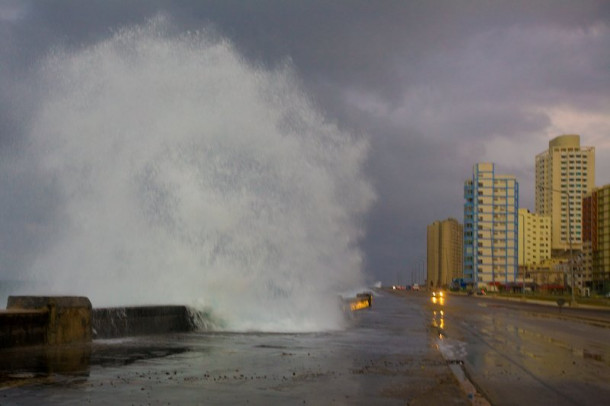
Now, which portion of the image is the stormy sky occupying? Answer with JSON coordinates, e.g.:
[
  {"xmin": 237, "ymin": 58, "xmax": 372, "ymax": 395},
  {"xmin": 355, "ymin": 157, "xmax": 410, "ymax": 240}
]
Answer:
[{"xmin": 1, "ymin": 0, "xmax": 609, "ymax": 287}]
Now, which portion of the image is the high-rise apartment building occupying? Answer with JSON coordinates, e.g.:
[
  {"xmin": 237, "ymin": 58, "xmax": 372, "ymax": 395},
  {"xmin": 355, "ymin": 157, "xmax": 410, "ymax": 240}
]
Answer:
[
  {"xmin": 464, "ymin": 163, "xmax": 519, "ymax": 288},
  {"xmin": 518, "ymin": 208, "xmax": 551, "ymax": 267},
  {"xmin": 535, "ymin": 135, "xmax": 595, "ymax": 252},
  {"xmin": 582, "ymin": 184, "xmax": 610, "ymax": 293},
  {"xmin": 427, "ymin": 218, "xmax": 463, "ymax": 289}
]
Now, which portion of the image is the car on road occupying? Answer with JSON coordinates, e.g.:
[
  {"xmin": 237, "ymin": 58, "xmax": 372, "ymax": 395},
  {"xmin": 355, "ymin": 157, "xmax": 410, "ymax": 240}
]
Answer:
[{"xmin": 431, "ymin": 290, "xmax": 444, "ymax": 305}]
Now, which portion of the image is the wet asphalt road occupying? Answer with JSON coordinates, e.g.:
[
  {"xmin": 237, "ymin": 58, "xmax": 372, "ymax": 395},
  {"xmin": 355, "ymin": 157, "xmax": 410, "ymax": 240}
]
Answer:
[
  {"xmin": 0, "ymin": 291, "xmax": 469, "ymax": 406},
  {"xmin": 432, "ymin": 293, "xmax": 610, "ymax": 406}
]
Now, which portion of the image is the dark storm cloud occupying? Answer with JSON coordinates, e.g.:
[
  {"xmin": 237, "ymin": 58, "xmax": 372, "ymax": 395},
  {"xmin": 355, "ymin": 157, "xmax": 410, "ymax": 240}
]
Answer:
[{"xmin": 1, "ymin": 0, "xmax": 609, "ymax": 285}]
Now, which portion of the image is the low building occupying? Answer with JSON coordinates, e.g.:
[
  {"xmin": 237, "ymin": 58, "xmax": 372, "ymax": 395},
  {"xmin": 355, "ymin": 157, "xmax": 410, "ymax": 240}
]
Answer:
[{"xmin": 525, "ymin": 257, "xmax": 569, "ymax": 292}]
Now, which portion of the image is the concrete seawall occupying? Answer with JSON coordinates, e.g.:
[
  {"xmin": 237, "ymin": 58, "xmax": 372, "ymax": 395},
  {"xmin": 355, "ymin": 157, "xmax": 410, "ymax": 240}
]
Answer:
[
  {"xmin": 0, "ymin": 294, "xmax": 375, "ymax": 386},
  {"xmin": 1, "ymin": 299, "xmax": 197, "ymax": 381},
  {"xmin": 2, "ymin": 294, "xmax": 371, "ymax": 349},
  {"xmin": 1, "ymin": 297, "xmax": 203, "ymax": 349},
  {"xmin": 92, "ymin": 305, "xmax": 197, "ymax": 339},
  {"xmin": 0, "ymin": 309, "xmax": 48, "ymax": 348},
  {"xmin": 1, "ymin": 296, "xmax": 91, "ymax": 348}
]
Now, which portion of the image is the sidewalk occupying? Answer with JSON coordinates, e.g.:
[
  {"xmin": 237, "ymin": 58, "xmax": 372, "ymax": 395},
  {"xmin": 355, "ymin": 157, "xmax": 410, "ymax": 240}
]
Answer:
[{"xmin": 448, "ymin": 291, "xmax": 610, "ymax": 328}]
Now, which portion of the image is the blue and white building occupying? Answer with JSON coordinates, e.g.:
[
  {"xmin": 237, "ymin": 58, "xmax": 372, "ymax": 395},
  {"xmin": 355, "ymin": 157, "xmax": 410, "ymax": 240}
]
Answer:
[{"xmin": 464, "ymin": 163, "xmax": 519, "ymax": 288}]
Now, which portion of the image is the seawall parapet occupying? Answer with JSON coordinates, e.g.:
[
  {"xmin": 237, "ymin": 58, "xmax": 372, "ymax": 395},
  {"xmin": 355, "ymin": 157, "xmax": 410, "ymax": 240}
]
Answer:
[
  {"xmin": 92, "ymin": 305, "xmax": 196, "ymax": 339},
  {"xmin": 1, "ymin": 296, "xmax": 92, "ymax": 348}
]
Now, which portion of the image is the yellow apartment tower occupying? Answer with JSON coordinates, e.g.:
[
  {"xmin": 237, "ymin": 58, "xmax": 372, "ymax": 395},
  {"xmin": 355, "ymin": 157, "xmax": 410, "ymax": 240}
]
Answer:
[
  {"xmin": 518, "ymin": 209, "xmax": 551, "ymax": 267},
  {"xmin": 427, "ymin": 218, "xmax": 463, "ymax": 289},
  {"xmin": 535, "ymin": 135, "xmax": 595, "ymax": 252}
]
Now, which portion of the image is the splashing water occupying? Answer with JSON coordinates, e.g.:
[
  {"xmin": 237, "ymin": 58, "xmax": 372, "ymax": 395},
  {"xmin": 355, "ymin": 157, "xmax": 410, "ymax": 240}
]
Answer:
[{"xmin": 24, "ymin": 20, "xmax": 374, "ymax": 332}]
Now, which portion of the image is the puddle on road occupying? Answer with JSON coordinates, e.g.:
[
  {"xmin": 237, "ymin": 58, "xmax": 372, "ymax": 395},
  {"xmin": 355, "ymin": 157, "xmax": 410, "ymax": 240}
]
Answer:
[
  {"xmin": 426, "ymin": 298, "xmax": 610, "ymax": 405},
  {"xmin": 431, "ymin": 308, "xmax": 487, "ymax": 405},
  {"xmin": 436, "ymin": 336, "xmax": 468, "ymax": 362},
  {"xmin": 432, "ymin": 310, "xmax": 445, "ymax": 330},
  {"xmin": 435, "ymin": 335, "xmax": 489, "ymax": 405}
]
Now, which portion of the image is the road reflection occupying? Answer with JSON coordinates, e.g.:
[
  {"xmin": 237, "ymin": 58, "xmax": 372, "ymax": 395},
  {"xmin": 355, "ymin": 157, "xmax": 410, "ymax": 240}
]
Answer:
[
  {"xmin": 431, "ymin": 292, "xmax": 446, "ymax": 334},
  {"xmin": 433, "ymin": 293, "xmax": 610, "ymax": 406},
  {"xmin": 432, "ymin": 310, "xmax": 445, "ymax": 331}
]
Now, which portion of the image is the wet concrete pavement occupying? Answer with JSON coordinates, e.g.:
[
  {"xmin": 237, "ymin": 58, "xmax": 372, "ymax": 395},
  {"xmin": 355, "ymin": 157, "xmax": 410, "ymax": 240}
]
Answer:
[
  {"xmin": 0, "ymin": 291, "xmax": 470, "ymax": 405},
  {"xmin": 433, "ymin": 293, "xmax": 610, "ymax": 406}
]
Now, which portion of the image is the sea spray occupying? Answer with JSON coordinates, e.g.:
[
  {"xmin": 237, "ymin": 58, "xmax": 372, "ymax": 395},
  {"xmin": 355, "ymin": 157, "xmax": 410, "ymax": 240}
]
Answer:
[{"xmin": 24, "ymin": 19, "xmax": 375, "ymax": 331}]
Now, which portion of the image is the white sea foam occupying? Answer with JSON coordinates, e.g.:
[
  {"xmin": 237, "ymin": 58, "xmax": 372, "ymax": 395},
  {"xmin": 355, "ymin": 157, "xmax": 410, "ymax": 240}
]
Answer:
[{"xmin": 24, "ymin": 18, "xmax": 375, "ymax": 332}]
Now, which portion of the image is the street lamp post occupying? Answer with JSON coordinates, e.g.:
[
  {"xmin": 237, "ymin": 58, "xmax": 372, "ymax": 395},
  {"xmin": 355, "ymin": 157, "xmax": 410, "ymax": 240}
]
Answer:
[
  {"xmin": 540, "ymin": 186, "xmax": 576, "ymax": 306},
  {"xmin": 419, "ymin": 258, "xmax": 425, "ymax": 289},
  {"xmin": 566, "ymin": 192, "xmax": 576, "ymax": 306}
]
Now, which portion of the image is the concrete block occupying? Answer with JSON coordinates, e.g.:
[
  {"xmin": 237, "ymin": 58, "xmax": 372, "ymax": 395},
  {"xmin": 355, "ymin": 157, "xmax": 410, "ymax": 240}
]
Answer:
[
  {"xmin": 0, "ymin": 309, "xmax": 48, "ymax": 348},
  {"xmin": 7, "ymin": 296, "xmax": 92, "ymax": 345}
]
